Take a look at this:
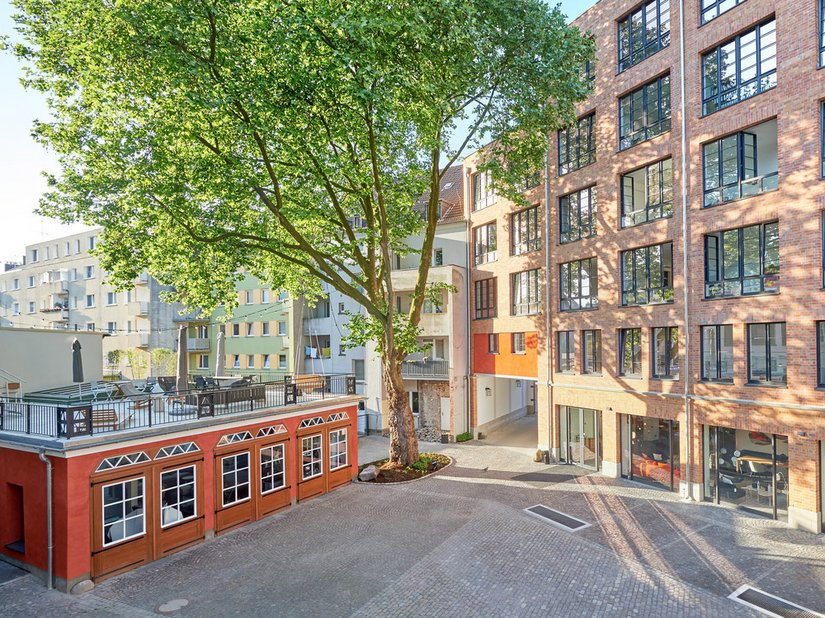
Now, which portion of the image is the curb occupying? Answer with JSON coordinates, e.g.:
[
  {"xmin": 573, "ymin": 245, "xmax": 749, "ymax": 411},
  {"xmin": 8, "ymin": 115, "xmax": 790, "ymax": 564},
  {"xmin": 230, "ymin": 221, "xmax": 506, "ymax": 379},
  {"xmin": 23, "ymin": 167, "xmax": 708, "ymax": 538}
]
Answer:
[{"xmin": 354, "ymin": 455, "xmax": 454, "ymax": 486}]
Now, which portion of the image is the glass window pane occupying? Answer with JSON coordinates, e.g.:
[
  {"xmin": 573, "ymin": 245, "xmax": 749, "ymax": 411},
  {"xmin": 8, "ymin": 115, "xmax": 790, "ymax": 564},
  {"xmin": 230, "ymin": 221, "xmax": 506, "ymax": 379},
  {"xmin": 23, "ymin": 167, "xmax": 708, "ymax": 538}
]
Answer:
[{"xmin": 749, "ymin": 324, "xmax": 768, "ymax": 381}]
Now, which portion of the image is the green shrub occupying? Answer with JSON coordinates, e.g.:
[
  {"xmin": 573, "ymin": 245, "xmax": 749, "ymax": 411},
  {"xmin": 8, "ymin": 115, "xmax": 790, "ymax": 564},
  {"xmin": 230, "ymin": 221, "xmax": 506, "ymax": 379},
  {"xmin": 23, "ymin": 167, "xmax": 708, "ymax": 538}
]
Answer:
[{"xmin": 456, "ymin": 431, "xmax": 472, "ymax": 443}]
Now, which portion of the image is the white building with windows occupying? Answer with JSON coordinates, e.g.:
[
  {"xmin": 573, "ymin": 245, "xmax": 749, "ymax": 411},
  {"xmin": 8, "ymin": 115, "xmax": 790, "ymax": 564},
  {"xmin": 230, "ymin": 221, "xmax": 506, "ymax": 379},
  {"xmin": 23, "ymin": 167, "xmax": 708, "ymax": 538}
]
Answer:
[{"xmin": 0, "ymin": 229, "xmax": 180, "ymax": 377}]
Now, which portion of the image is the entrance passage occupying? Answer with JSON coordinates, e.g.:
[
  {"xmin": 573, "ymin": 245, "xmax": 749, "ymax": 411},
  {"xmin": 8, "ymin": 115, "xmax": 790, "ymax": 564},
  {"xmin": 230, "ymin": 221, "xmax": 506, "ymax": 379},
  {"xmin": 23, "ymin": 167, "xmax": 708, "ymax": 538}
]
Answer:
[{"xmin": 559, "ymin": 406, "xmax": 601, "ymax": 470}]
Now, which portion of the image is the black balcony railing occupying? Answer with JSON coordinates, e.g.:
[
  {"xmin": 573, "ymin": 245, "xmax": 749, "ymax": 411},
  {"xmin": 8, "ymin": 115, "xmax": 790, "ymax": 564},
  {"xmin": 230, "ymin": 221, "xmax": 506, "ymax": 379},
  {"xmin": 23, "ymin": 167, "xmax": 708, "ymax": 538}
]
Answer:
[
  {"xmin": 0, "ymin": 375, "xmax": 357, "ymax": 440},
  {"xmin": 401, "ymin": 359, "xmax": 449, "ymax": 379}
]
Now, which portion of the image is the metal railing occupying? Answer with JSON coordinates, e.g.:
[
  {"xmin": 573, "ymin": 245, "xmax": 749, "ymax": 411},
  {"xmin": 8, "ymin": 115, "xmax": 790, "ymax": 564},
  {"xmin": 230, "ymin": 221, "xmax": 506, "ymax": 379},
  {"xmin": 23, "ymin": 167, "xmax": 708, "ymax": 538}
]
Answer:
[
  {"xmin": 401, "ymin": 359, "xmax": 449, "ymax": 379},
  {"xmin": 0, "ymin": 375, "xmax": 357, "ymax": 439}
]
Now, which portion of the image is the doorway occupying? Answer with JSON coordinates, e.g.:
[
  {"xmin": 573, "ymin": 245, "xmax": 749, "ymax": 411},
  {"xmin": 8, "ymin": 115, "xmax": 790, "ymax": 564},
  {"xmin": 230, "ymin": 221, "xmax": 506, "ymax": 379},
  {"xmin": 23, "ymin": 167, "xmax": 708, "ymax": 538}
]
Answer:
[{"xmin": 559, "ymin": 406, "xmax": 601, "ymax": 470}]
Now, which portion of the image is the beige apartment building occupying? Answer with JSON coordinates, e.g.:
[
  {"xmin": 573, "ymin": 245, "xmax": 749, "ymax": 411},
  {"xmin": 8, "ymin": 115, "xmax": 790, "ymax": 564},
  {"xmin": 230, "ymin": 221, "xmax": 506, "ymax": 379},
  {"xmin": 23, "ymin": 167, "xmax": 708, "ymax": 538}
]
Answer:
[{"xmin": 0, "ymin": 229, "xmax": 179, "ymax": 377}]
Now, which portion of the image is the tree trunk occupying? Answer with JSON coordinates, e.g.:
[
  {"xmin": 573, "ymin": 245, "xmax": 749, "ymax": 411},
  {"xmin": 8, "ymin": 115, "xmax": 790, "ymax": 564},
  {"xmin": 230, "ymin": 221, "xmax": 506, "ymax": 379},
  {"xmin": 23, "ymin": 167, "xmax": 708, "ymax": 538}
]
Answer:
[{"xmin": 383, "ymin": 355, "xmax": 419, "ymax": 466}]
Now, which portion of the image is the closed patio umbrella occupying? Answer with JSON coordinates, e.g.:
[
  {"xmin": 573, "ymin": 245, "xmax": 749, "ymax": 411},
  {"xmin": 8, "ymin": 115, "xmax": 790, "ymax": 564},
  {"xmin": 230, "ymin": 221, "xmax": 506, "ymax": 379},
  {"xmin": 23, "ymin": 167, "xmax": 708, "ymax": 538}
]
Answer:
[
  {"xmin": 72, "ymin": 338, "xmax": 84, "ymax": 397},
  {"xmin": 176, "ymin": 325, "xmax": 188, "ymax": 392},
  {"xmin": 215, "ymin": 331, "xmax": 226, "ymax": 376}
]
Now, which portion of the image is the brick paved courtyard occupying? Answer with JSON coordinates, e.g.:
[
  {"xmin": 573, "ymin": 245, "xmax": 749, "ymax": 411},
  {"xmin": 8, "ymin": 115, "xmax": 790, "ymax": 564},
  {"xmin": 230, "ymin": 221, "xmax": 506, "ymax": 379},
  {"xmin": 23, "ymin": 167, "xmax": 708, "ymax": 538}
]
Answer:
[{"xmin": 0, "ymin": 418, "xmax": 823, "ymax": 617}]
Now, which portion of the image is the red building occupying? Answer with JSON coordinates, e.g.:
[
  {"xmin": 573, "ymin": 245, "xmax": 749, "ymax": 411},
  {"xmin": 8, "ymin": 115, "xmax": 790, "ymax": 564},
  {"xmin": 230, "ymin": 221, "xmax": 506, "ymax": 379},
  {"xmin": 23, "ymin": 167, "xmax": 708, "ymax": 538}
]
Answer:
[{"xmin": 0, "ymin": 377, "xmax": 359, "ymax": 591}]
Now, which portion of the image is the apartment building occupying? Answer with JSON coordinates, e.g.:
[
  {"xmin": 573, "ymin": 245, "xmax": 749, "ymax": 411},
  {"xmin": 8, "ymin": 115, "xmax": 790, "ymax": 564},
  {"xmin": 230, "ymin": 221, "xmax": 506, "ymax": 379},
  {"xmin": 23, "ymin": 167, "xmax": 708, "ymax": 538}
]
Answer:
[
  {"xmin": 468, "ymin": 0, "xmax": 825, "ymax": 533},
  {"xmin": 0, "ymin": 229, "xmax": 179, "ymax": 377},
  {"xmin": 465, "ymin": 157, "xmax": 543, "ymax": 433},
  {"xmin": 364, "ymin": 165, "xmax": 470, "ymax": 440},
  {"xmin": 178, "ymin": 274, "xmax": 301, "ymax": 380}
]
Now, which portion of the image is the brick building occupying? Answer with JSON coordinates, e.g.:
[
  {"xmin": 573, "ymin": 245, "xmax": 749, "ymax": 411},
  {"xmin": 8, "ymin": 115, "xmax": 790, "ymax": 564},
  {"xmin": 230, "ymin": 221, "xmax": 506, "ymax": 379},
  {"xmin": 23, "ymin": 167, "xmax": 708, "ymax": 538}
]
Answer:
[{"xmin": 468, "ymin": 0, "xmax": 825, "ymax": 532}]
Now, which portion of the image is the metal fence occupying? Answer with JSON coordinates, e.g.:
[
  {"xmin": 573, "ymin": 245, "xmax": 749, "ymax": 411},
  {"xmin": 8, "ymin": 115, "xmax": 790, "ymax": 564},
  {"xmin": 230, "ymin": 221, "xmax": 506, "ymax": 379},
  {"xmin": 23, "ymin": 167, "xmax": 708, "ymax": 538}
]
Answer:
[{"xmin": 0, "ymin": 375, "xmax": 357, "ymax": 439}]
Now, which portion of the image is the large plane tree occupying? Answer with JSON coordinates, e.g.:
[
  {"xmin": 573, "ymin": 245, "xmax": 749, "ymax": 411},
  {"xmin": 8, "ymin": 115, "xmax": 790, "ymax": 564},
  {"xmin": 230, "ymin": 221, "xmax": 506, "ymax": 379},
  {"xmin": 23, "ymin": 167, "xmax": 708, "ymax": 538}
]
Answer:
[{"xmin": 12, "ymin": 0, "xmax": 593, "ymax": 465}]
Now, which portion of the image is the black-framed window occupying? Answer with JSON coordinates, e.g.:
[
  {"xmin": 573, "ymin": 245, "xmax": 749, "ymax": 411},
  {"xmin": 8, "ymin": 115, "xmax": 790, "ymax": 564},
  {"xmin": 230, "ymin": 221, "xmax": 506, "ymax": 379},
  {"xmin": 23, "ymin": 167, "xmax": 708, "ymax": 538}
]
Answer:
[
  {"xmin": 472, "ymin": 170, "xmax": 496, "ymax": 211},
  {"xmin": 581, "ymin": 59, "xmax": 596, "ymax": 86},
  {"xmin": 474, "ymin": 278, "xmax": 496, "ymax": 319},
  {"xmin": 560, "ymin": 258, "xmax": 598, "ymax": 311},
  {"xmin": 488, "ymin": 333, "xmax": 499, "ymax": 354},
  {"xmin": 511, "ymin": 269, "xmax": 541, "ymax": 316},
  {"xmin": 821, "ymin": 104, "xmax": 825, "ymax": 178},
  {"xmin": 560, "ymin": 187, "xmax": 597, "ymax": 243},
  {"xmin": 619, "ymin": 328, "xmax": 642, "ymax": 376},
  {"xmin": 617, "ymin": 0, "xmax": 671, "ymax": 72},
  {"xmin": 473, "ymin": 222, "xmax": 497, "ymax": 265},
  {"xmin": 702, "ymin": 20, "xmax": 776, "ymax": 115},
  {"xmin": 621, "ymin": 242, "xmax": 673, "ymax": 306},
  {"xmin": 702, "ymin": 123, "xmax": 778, "ymax": 208},
  {"xmin": 747, "ymin": 322, "xmax": 786, "ymax": 384},
  {"xmin": 512, "ymin": 332, "xmax": 526, "ymax": 354},
  {"xmin": 619, "ymin": 75, "xmax": 671, "ymax": 150},
  {"xmin": 701, "ymin": 0, "xmax": 745, "ymax": 24},
  {"xmin": 582, "ymin": 330, "xmax": 602, "ymax": 374},
  {"xmin": 818, "ymin": 322, "xmax": 825, "ymax": 386},
  {"xmin": 704, "ymin": 221, "xmax": 779, "ymax": 298},
  {"xmin": 511, "ymin": 206, "xmax": 540, "ymax": 255},
  {"xmin": 558, "ymin": 113, "xmax": 596, "ymax": 175},
  {"xmin": 652, "ymin": 326, "xmax": 679, "ymax": 379},
  {"xmin": 701, "ymin": 324, "xmax": 734, "ymax": 382},
  {"xmin": 820, "ymin": 0, "xmax": 825, "ymax": 67},
  {"xmin": 558, "ymin": 331, "xmax": 575, "ymax": 372},
  {"xmin": 621, "ymin": 159, "xmax": 672, "ymax": 227}
]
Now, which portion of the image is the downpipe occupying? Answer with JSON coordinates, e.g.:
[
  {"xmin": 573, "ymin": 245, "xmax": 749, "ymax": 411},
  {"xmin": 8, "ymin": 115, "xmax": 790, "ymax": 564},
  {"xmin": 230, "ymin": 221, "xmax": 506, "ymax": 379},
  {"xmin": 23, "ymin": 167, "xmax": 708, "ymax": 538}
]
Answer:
[
  {"xmin": 677, "ymin": 0, "xmax": 694, "ymax": 501},
  {"xmin": 543, "ymin": 134, "xmax": 555, "ymax": 462},
  {"xmin": 38, "ymin": 449, "xmax": 53, "ymax": 590}
]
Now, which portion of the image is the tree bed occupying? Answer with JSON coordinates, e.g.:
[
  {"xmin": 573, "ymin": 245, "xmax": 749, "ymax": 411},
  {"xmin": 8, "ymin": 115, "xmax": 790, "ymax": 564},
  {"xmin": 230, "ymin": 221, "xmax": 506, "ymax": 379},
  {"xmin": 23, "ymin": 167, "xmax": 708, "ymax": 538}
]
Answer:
[{"xmin": 359, "ymin": 452, "xmax": 451, "ymax": 483}]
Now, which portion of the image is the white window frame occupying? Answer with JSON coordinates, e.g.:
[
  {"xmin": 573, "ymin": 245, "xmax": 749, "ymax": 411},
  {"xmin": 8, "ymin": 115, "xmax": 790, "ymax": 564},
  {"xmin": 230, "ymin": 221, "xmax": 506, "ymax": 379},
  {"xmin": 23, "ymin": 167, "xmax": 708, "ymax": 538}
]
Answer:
[
  {"xmin": 262, "ymin": 354, "xmax": 270, "ymax": 369},
  {"xmin": 101, "ymin": 477, "xmax": 145, "ymax": 547},
  {"xmin": 197, "ymin": 354, "xmax": 209, "ymax": 369},
  {"xmin": 247, "ymin": 354, "xmax": 255, "ymax": 369},
  {"xmin": 233, "ymin": 355, "xmax": 241, "ymax": 369},
  {"xmin": 159, "ymin": 465, "xmax": 197, "ymax": 528},
  {"xmin": 245, "ymin": 322, "xmax": 254, "ymax": 337},
  {"xmin": 261, "ymin": 289, "xmax": 270, "ymax": 304},
  {"xmin": 86, "ymin": 294, "xmax": 95, "ymax": 308},
  {"xmin": 301, "ymin": 434, "xmax": 323, "ymax": 480},
  {"xmin": 220, "ymin": 452, "xmax": 251, "ymax": 507},
  {"xmin": 106, "ymin": 291, "xmax": 117, "ymax": 306},
  {"xmin": 261, "ymin": 321, "xmax": 270, "ymax": 336},
  {"xmin": 278, "ymin": 354, "xmax": 287, "ymax": 370},
  {"xmin": 260, "ymin": 444, "xmax": 286, "ymax": 494},
  {"xmin": 277, "ymin": 321, "xmax": 287, "ymax": 336},
  {"xmin": 329, "ymin": 428, "xmax": 348, "ymax": 471}
]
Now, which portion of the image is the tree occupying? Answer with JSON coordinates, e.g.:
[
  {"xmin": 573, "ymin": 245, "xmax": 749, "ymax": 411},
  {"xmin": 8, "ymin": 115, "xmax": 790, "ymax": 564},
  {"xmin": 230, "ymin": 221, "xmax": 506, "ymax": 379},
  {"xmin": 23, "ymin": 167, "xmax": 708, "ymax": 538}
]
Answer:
[
  {"xmin": 12, "ymin": 0, "xmax": 594, "ymax": 465},
  {"xmin": 150, "ymin": 347, "xmax": 176, "ymax": 376},
  {"xmin": 124, "ymin": 348, "xmax": 148, "ymax": 380}
]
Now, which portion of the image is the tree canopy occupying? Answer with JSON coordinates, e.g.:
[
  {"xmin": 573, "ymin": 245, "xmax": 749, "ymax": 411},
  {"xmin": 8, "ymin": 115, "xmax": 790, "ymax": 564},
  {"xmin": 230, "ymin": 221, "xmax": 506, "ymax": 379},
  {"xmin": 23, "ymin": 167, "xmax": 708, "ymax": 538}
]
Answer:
[{"xmin": 12, "ymin": 0, "xmax": 593, "ymax": 463}]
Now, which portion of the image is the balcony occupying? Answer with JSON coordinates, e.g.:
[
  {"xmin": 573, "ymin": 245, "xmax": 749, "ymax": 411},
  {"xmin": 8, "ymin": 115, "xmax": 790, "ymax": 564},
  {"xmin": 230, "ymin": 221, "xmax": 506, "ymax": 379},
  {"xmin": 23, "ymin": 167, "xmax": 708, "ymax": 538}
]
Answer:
[
  {"xmin": 138, "ymin": 332, "xmax": 150, "ymax": 347},
  {"xmin": 401, "ymin": 358, "xmax": 449, "ymax": 380},
  {"xmin": 42, "ymin": 279, "xmax": 69, "ymax": 295},
  {"xmin": 133, "ymin": 301, "xmax": 149, "ymax": 316},
  {"xmin": 187, "ymin": 337, "xmax": 210, "ymax": 351},
  {"xmin": 41, "ymin": 306, "xmax": 69, "ymax": 321},
  {"xmin": 135, "ymin": 271, "xmax": 150, "ymax": 285}
]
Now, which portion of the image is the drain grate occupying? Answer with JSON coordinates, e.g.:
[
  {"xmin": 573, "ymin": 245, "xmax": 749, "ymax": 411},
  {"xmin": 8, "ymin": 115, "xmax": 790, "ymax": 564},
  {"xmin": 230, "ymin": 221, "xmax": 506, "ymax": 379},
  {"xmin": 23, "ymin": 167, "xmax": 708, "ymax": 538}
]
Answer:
[
  {"xmin": 729, "ymin": 585, "xmax": 824, "ymax": 618},
  {"xmin": 524, "ymin": 504, "xmax": 591, "ymax": 532}
]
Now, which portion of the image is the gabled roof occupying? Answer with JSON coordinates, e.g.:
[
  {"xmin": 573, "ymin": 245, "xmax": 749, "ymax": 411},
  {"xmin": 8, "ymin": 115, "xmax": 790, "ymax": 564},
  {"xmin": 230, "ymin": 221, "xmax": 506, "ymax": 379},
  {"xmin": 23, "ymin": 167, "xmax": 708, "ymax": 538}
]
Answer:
[{"xmin": 413, "ymin": 165, "xmax": 464, "ymax": 225}]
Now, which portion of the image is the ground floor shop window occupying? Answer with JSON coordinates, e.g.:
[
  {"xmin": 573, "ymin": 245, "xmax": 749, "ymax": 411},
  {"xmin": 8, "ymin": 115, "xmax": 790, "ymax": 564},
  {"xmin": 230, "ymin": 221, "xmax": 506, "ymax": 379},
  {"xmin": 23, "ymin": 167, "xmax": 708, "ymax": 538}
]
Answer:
[
  {"xmin": 704, "ymin": 425, "xmax": 788, "ymax": 521},
  {"xmin": 260, "ymin": 444, "xmax": 286, "ymax": 493},
  {"xmin": 102, "ymin": 478, "xmax": 145, "ymax": 546},
  {"xmin": 329, "ymin": 429, "xmax": 348, "ymax": 471},
  {"xmin": 160, "ymin": 466, "xmax": 196, "ymax": 527},
  {"xmin": 622, "ymin": 416, "xmax": 680, "ymax": 491},
  {"xmin": 302, "ymin": 435, "xmax": 323, "ymax": 480},
  {"xmin": 221, "ymin": 453, "xmax": 250, "ymax": 507}
]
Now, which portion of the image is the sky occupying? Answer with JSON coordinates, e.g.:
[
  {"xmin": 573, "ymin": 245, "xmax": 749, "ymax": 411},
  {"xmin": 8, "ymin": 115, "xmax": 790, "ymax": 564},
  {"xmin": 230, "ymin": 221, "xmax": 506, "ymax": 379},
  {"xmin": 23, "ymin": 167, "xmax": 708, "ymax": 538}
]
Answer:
[{"xmin": 0, "ymin": 0, "xmax": 597, "ymax": 265}]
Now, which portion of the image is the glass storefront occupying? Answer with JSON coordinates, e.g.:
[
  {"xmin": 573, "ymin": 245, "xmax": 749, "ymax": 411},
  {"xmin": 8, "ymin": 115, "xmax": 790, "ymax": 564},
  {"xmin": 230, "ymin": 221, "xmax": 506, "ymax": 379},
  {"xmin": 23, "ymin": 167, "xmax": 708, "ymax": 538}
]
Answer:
[
  {"xmin": 704, "ymin": 425, "xmax": 788, "ymax": 521},
  {"xmin": 559, "ymin": 406, "xmax": 602, "ymax": 470},
  {"xmin": 621, "ymin": 416, "xmax": 680, "ymax": 491}
]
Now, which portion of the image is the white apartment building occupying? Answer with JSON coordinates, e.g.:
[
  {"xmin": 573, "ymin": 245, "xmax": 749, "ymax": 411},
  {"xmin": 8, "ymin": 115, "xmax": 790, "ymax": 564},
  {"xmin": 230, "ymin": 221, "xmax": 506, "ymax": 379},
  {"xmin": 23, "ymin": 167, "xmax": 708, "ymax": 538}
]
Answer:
[
  {"xmin": 365, "ymin": 165, "xmax": 470, "ymax": 440},
  {"xmin": 0, "ymin": 229, "xmax": 180, "ymax": 377}
]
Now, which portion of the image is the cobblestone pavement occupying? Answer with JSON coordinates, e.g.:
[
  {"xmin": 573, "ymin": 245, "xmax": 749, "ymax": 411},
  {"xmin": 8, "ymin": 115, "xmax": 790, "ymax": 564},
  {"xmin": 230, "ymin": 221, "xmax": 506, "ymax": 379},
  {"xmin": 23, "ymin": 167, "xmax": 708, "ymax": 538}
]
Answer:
[{"xmin": 1, "ymin": 419, "xmax": 823, "ymax": 617}]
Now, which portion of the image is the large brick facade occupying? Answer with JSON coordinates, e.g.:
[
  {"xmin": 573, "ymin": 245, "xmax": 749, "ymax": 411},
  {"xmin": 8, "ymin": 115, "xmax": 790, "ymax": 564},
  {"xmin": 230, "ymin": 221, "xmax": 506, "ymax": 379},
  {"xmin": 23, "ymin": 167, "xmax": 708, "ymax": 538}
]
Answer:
[{"xmin": 467, "ymin": 0, "xmax": 825, "ymax": 532}]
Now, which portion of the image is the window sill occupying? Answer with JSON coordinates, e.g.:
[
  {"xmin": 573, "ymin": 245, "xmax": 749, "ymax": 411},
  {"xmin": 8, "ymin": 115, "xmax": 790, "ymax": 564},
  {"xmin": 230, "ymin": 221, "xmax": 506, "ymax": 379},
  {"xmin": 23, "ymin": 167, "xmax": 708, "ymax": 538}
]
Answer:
[
  {"xmin": 512, "ymin": 352, "xmax": 527, "ymax": 356},
  {"xmin": 559, "ymin": 306, "xmax": 599, "ymax": 313},
  {"xmin": 651, "ymin": 376, "xmax": 679, "ymax": 381},
  {"xmin": 744, "ymin": 381, "xmax": 788, "ymax": 389},
  {"xmin": 581, "ymin": 372, "xmax": 602, "ymax": 377},
  {"xmin": 617, "ymin": 129, "xmax": 671, "ymax": 154},
  {"xmin": 618, "ymin": 375, "xmax": 643, "ymax": 380},
  {"xmin": 700, "ymin": 379, "xmax": 734, "ymax": 384},
  {"xmin": 702, "ymin": 291, "xmax": 779, "ymax": 301},
  {"xmin": 620, "ymin": 212, "xmax": 673, "ymax": 230},
  {"xmin": 619, "ymin": 300, "xmax": 674, "ymax": 308},
  {"xmin": 557, "ymin": 371, "xmax": 576, "ymax": 376}
]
